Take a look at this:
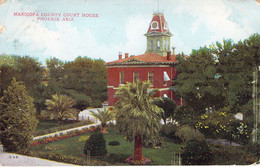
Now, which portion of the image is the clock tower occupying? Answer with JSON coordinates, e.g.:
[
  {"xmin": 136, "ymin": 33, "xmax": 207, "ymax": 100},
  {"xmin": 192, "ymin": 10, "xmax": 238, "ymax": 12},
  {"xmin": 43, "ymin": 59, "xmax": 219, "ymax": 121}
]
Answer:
[{"xmin": 145, "ymin": 12, "xmax": 173, "ymax": 57}]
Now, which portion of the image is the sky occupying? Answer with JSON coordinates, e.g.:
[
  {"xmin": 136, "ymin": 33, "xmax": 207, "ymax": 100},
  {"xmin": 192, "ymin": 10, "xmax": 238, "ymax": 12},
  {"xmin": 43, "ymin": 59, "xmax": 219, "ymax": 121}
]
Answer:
[{"xmin": 0, "ymin": 0, "xmax": 260, "ymax": 65}]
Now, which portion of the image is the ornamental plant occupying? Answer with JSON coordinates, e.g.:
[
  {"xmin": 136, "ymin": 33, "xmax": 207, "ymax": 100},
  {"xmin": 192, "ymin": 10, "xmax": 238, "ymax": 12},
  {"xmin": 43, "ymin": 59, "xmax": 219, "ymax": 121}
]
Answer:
[
  {"xmin": 84, "ymin": 131, "xmax": 107, "ymax": 156},
  {"xmin": 181, "ymin": 139, "xmax": 214, "ymax": 165},
  {"xmin": 0, "ymin": 78, "xmax": 38, "ymax": 152}
]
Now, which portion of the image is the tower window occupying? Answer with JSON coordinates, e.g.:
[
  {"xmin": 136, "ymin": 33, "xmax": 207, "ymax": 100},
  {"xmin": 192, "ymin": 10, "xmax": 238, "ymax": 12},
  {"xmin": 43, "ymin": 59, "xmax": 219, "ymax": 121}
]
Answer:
[
  {"xmin": 120, "ymin": 71, "xmax": 124, "ymax": 84},
  {"xmin": 133, "ymin": 72, "xmax": 139, "ymax": 83},
  {"xmin": 150, "ymin": 40, "xmax": 153, "ymax": 50},
  {"xmin": 166, "ymin": 40, "xmax": 169, "ymax": 50},
  {"xmin": 157, "ymin": 40, "xmax": 160, "ymax": 50},
  {"xmin": 148, "ymin": 72, "xmax": 154, "ymax": 85}
]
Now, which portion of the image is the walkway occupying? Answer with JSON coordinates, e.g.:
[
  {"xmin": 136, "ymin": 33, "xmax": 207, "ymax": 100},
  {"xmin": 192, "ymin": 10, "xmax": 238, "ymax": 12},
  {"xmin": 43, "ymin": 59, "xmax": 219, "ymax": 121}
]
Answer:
[
  {"xmin": 0, "ymin": 122, "xmax": 100, "ymax": 166},
  {"xmin": 34, "ymin": 122, "xmax": 100, "ymax": 140}
]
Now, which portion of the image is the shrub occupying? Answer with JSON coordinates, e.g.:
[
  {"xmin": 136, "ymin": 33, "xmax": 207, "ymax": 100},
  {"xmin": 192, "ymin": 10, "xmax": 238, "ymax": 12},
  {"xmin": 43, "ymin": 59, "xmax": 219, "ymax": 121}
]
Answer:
[
  {"xmin": 108, "ymin": 141, "xmax": 120, "ymax": 146},
  {"xmin": 143, "ymin": 137, "xmax": 165, "ymax": 148},
  {"xmin": 181, "ymin": 140, "xmax": 213, "ymax": 165},
  {"xmin": 84, "ymin": 131, "xmax": 107, "ymax": 156},
  {"xmin": 160, "ymin": 124, "xmax": 182, "ymax": 143},
  {"xmin": 245, "ymin": 143, "xmax": 260, "ymax": 157},
  {"xmin": 211, "ymin": 144, "xmax": 257, "ymax": 165},
  {"xmin": 176, "ymin": 125, "xmax": 204, "ymax": 143}
]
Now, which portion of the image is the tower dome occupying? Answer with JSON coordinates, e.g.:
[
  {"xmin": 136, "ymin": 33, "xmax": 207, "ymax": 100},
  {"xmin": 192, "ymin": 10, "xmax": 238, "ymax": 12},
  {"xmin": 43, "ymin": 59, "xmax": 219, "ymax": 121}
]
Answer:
[{"xmin": 144, "ymin": 12, "xmax": 173, "ymax": 57}]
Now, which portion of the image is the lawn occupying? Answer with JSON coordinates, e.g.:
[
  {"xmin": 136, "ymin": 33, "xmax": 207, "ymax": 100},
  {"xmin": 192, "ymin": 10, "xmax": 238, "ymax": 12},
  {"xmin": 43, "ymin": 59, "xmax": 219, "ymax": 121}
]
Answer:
[
  {"xmin": 29, "ymin": 128, "xmax": 183, "ymax": 165},
  {"xmin": 36, "ymin": 120, "xmax": 60, "ymax": 131}
]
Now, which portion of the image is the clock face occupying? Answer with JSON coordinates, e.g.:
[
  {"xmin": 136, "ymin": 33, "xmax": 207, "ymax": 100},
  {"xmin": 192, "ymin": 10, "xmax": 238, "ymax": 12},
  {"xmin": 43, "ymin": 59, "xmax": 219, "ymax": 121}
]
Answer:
[{"xmin": 151, "ymin": 21, "xmax": 158, "ymax": 29}]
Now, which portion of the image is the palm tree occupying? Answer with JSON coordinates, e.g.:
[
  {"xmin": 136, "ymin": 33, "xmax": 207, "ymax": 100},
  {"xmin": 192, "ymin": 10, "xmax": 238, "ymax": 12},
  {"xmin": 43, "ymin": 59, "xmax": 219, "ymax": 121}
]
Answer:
[
  {"xmin": 89, "ymin": 108, "xmax": 114, "ymax": 133},
  {"xmin": 115, "ymin": 81, "xmax": 163, "ymax": 162},
  {"xmin": 42, "ymin": 94, "xmax": 79, "ymax": 125}
]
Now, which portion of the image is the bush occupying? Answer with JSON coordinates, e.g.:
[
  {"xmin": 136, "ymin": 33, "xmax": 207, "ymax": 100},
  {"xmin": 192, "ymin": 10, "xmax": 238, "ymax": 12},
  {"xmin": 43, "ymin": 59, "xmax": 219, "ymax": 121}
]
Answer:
[
  {"xmin": 108, "ymin": 141, "xmax": 120, "ymax": 146},
  {"xmin": 160, "ymin": 124, "xmax": 182, "ymax": 143},
  {"xmin": 84, "ymin": 131, "xmax": 107, "ymax": 156},
  {"xmin": 176, "ymin": 125, "xmax": 204, "ymax": 143},
  {"xmin": 245, "ymin": 143, "xmax": 260, "ymax": 157},
  {"xmin": 211, "ymin": 144, "xmax": 257, "ymax": 165},
  {"xmin": 181, "ymin": 140, "xmax": 213, "ymax": 165},
  {"xmin": 143, "ymin": 137, "xmax": 165, "ymax": 148}
]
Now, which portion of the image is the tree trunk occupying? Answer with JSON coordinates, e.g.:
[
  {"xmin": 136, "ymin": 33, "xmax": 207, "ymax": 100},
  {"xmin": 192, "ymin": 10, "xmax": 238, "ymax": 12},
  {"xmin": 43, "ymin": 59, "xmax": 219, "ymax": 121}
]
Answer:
[
  {"xmin": 101, "ymin": 123, "xmax": 108, "ymax": 133},
  {"xmin": 133, "ymin": 134, "xmax": 144, "ymax": 161}
]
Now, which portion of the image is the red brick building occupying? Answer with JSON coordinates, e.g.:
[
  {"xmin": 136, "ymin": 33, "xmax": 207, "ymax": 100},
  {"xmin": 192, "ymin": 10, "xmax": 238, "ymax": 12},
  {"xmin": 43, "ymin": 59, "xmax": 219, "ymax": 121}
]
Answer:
[{"xmin": 106, "ymin": 12, "xmax": 180, "ymax": 106}]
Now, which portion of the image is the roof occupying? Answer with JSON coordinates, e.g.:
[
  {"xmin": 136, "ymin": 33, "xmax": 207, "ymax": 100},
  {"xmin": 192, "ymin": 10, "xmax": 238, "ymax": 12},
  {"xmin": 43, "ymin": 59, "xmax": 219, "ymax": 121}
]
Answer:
[
  {"xmin": 106, "ymin": 52, "xmax": 177, "ymax": 66},
  {"xmin": 146, "ymin": 13, "xmax": 170, "ymax": 34}
]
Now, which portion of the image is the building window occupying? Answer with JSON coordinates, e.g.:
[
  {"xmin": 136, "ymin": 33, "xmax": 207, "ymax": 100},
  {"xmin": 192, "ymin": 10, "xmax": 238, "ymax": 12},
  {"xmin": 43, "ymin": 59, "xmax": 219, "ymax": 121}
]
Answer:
[
  {"xmin": 163, "ymin": 40, "xmax": 166, "ymax": 50},
  {"xmin": 148, "ymin": 71, "xmax": 153, "ymax": 85},
  {"xmin": 150, "ymin": 40, "xmax": 153, "ymax": 50},
  {"xmin": 133, "ymin": 72, "xmax": 139, "ymax": 83},
  {"xmin": 164, "ymin": 71, "xmax": 170, "ymax": 86},
  {"xmin": 120, "ymin": 71, "xmax": 124, "ymax": 84},
  {"xmin": 157, "ymin": 40, "xmax": 160, "ymax": 50}
]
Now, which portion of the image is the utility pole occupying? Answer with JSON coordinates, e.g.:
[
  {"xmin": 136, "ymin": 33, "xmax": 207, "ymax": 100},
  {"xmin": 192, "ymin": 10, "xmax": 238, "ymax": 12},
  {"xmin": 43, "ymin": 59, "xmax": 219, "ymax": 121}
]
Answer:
[{"xmin": 252, "ymin": 66, "xmax": 260, "ymax": 143}]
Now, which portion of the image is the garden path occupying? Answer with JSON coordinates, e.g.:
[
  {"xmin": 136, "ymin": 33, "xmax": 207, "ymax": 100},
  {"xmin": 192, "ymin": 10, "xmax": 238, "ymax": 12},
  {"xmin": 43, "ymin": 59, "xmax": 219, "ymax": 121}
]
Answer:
[{"xmin": 34, "ymin": 122, "xmax": 100, "ymax": 140}]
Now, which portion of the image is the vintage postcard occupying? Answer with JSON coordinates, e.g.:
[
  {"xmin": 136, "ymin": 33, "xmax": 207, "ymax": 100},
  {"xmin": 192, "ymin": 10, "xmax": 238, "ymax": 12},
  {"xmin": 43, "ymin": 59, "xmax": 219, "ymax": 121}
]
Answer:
[{"xmin": 0, "ymin": 0, "xmax": 260, "ymax": 166}]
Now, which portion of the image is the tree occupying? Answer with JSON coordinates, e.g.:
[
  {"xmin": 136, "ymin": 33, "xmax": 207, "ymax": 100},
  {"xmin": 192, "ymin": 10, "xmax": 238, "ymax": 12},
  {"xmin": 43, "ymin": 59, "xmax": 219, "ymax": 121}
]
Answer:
[
  {"xmin": 0, "ymin": 78, "xmax": 38, "ymax": 152},
  {"xmin": 115, "ymin": 81, "xmax": 163, "ymax": 162},
  {"xmin": 153, "ymin": 97, "xmax": 177, "ymax": 124},
  {"xmin": 89, "ymin": 108, "xmax": 114, "ymax": 133},
  {"xmin": 42, "ymin": 94, "xmax": 79, "ymax": 125},
  {"xmin": 44, "ymin": 56, "xmax": 107, "ymax": 110}
]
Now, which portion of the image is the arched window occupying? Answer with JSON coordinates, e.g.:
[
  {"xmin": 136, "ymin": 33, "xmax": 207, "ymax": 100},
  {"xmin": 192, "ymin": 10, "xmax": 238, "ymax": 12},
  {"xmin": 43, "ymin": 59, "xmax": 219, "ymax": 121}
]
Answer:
[
  {"xmin": 150, "ymin": 40, "xmax": 153, "ymax": 50},
  {"xmin": 166, "ymin": 40, "xmax": 169, "ymax": 50}
]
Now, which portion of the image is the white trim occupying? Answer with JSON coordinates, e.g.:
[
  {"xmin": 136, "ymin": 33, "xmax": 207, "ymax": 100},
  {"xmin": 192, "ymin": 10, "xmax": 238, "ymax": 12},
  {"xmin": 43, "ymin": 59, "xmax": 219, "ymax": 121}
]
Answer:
[{"xmin": 107, "ymin": 64, "xmax": 175, "ymax": 68}]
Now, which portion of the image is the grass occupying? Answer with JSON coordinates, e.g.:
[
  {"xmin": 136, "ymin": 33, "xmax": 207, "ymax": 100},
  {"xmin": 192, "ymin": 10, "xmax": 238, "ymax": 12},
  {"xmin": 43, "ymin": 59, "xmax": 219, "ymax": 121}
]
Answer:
[
  {"xmin": 29, "ymin": 128, "xmax": 183, "ymax": 165},
  {"xmin": 36, "ymin": 120, "xmax": 59, "ymax": 131},
  {"xmin": 34, "ymin": 119, "xmax": 93, "ymax": 136}
]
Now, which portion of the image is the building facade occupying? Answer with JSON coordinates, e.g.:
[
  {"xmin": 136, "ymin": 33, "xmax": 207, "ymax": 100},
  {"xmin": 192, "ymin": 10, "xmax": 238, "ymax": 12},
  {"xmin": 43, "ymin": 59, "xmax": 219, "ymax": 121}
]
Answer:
[{"xmin": 106, "ymin": 12, "xmax": 180, "ymax": 106}]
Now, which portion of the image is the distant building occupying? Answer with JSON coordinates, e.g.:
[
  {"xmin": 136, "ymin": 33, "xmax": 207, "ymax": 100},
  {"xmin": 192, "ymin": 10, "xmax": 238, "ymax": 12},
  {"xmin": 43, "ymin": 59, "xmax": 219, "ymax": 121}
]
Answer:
[{"xmin": 106, "ymin": 12, "xmax": 180, "ymax": 106}]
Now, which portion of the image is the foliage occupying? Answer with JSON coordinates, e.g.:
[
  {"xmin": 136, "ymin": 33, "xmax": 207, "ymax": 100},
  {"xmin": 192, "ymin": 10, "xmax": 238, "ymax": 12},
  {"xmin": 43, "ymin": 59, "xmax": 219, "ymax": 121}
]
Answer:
[
  {"xmin": 174, "ymin": 105, "xmax": 203, "ymax": 127},
  {"xmin": 245, "ymin": 143, "xmax": 260, "ymax": 157},
  {"xmin": 143, "ymin": 136, "xmax": 165, "ymax": 149},
  {"xmin": 115, "ymin": 81, "xmax": 163, "ymax": 161},
  {"xmin": 84, "ymin": 131, "xmax": 107, "ymax": 156},
  {"xmin": 0, "ymin": 78, "xmax": 38, "ymax": 152},
  {"xmin": 108, "ymin": 141, "xmax": 120, "ymax": 146},
  {"xmin": 174, "ymin": 34, "xmax": 260, "ymax": 136},
  {"xmin": 211, "ymin": 144, "xmax": 257, "ymax": 165},
  {"xmin": 153, "ymin": 97, "xmax": 177, "ymax": 124},
  {"xmin": 196, "ymin": 107, "xmax": 250, "ymax": 144},
  {"xmin": 42, "ymin": 94, "xmax": 79, "ymax": 125},
  {"xmin": 0, "ymin": 55, "xmax": 45, "ymax": 112},
  {"xmin": 89, "ymin": 108, "xmax": 114, "ymax": 133},
  {"xmin": 181, "ymin": 140, "xmax": 214, "ymax": 165},
  {"xmin": 160, "ymin": 124, "xmax": 182, "ymax": 143},
  {"xmin": 115, "ymin": 81, "xmax": 163, "ymax": 142},
  {"xmin": 176, "ymin": 125, "xmax": 204, "ymax": 143},
  {"xmin": 44, "ymin": 56, "xmax": 107, "ymax": 110}
]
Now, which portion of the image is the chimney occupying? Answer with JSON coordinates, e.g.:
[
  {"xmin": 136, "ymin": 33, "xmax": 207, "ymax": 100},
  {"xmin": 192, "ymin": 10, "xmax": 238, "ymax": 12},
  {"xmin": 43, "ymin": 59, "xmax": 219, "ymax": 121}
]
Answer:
[
  {"xmin": 119, "ymin": 52, "xmax": 122, "ymax": 60},
  {"xmin": 125, "ymin": 53, "xmax": 129, "ymax": 59},
  {"xmin": 172, "ymin": 47, "xmax": 176, "ymax": 55},
  {"xmin": 167, "ymin": 51, "xmax": 171, "ymax": 60}
]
